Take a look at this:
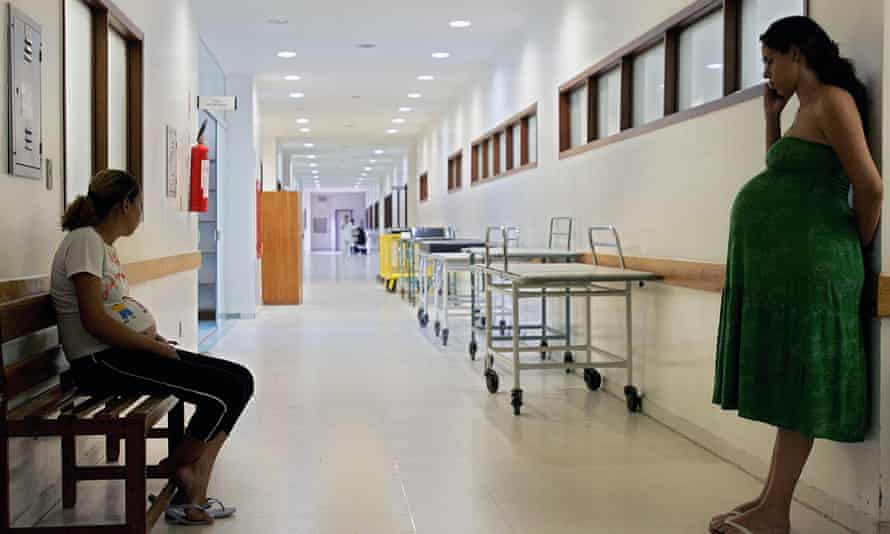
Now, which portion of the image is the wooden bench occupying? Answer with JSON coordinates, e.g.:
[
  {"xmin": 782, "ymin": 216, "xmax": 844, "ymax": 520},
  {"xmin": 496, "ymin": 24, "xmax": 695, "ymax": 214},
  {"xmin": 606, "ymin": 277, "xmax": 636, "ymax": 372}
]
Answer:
[{"xmin": 0, "ymin": 277, "xmax": 184, "ymax": 533}]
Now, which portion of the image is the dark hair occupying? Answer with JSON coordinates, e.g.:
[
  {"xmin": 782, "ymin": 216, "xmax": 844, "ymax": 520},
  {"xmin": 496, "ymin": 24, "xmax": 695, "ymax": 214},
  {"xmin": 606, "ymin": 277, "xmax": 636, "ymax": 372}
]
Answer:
[
  {"xmin": 761, "ymin": 16, "xmax": 868, "ymax": 121},
  {"xmin": 61, "ymin": 169, "xmax": 141, "ymax": 231}
]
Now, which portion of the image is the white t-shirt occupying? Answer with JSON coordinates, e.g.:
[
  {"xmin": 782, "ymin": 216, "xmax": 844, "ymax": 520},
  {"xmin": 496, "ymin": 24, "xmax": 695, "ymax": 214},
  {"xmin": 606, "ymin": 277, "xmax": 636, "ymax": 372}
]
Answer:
[{"xmin": 50, "ymin": 227, "xmax": 130, "ymax": 360}]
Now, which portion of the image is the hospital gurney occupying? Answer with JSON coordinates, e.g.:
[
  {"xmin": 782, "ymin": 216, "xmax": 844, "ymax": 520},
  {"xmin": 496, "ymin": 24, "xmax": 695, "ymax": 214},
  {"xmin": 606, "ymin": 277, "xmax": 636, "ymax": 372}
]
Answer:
[
  {"xmin": 464, "ymin": 218, "xmax": 585, "ymax": 361},
  {"xmin": 477, "ymin": 226, "xmax": 660, "ymax": 415},
  {"xmin": 415, "ymin": 240, "xmax": 485, "ymax": 345}
]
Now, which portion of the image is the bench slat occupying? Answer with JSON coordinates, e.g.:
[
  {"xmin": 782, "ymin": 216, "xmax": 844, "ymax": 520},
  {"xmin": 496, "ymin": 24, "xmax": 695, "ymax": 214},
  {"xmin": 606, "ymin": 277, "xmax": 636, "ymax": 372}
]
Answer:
[
  {"xmin": 7, "ymin": 386, "xmax": 74, "ymax": 421},
  {"xmin": 94, "ymin": 395, "xmax": 144, "ymax": 419},
  {"xmin": 69, "ymin": 395, "xmax": 116, "ymax": 418},
  {"xmin": 129, "ymin": 395, "xmax": 179, "ymax": 432}
]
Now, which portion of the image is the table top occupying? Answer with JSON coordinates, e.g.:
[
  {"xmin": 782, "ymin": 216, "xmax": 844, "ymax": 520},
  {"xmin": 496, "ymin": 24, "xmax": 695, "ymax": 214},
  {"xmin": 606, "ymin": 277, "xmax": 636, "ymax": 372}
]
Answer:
[{"xmin": 479, "ymin": 262, "xmax": 661, "ymax": 284}]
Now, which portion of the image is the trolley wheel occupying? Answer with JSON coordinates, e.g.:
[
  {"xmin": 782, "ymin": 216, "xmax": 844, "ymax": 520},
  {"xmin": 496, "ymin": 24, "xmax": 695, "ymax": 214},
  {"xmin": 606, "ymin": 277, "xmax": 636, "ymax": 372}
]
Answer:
[
  {"xmin": 468, "ymin": 341, "xmax": 478, "ymax": 360},
  {"xmin": 583, "ymin": 369, "xmax": 602, "ymax": 391},
  {"xmin": 624, "ymin": 386, "xmax": 643, "ymax": 413},
  {"xmin": 417, "ymin": 309, "xmax": 424, "ymax": 324},
  {"xmin": 419, "ymin": 314, "xmax": 429, "ymax": 328},
  {"xmin": 564, "ymin": 352, "xmax": 575, "ymax": 374},
  {"xmin": 484, "ymin": 370, "xmax": 500, "ymax": 394},
  {"xmin": 540, "ymin": 340, "xmax": 549, "ymax": 360},
  {"xmin": 386, "ymin": 280, "xmax": 397, "ymax": 293},
  {"xmin": 511, "ymin": 389, "xmax": 523, "ymax": 416},
  {"xmin": 434, "ymin": 321, "xmax": 441, "ymax": 337},
  {"xmin": 499, "ymin": 320, "xmax": 507, "ymax": 336},
  {"xmin": 480, "ymin": 317, "xmax": 487, "ymax": 328},
  {"xmin": 442, "ymin": 329, "xmax": 449, "ymax": 346}
]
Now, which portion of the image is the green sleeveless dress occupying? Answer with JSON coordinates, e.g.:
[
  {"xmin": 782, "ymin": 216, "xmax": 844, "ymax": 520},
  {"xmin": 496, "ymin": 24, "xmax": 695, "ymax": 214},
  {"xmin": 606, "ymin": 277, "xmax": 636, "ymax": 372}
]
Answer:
[{"xmin": 713, "ymin": 136, "xmax": 867, "ymax": 442}]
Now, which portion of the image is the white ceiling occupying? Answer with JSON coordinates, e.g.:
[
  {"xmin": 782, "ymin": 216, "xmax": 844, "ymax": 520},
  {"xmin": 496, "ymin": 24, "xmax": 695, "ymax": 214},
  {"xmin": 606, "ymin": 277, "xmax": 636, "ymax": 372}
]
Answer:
[{"xmin": 190, "ymin": 0, "xmax": 549, "ymax": 186}]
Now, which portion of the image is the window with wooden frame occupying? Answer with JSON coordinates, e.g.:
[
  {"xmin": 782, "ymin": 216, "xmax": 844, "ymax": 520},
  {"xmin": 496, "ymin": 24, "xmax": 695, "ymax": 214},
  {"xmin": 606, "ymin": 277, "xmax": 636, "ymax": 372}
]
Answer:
[
  {"xmin": 558, "ymin": 0, "xmax": 807, "ymax": 159},
  {"xmin": 470, "ymin": 104, "xmax": 537, "ymax": 185},
  {"xmin": 63, "ymin": 0, "xmax": 144, "ymax": 205},
  {"xmin": 419, "ymin": 172, "xmax": 429, "ymax": 202},
  {"xmin": 447, "ymin": 151, "xmax": 463, "ymax": 192}
]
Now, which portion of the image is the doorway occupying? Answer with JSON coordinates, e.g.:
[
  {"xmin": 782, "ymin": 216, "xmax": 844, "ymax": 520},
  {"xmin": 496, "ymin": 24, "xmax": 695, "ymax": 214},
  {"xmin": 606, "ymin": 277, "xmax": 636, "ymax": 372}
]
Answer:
[
  {"xmin": 334, "ymin": 209, "xmax": 354, "ymax": 252},
  {"xmin": 198, "ymin": 111, "xmax": 222, "ymax": 344}
]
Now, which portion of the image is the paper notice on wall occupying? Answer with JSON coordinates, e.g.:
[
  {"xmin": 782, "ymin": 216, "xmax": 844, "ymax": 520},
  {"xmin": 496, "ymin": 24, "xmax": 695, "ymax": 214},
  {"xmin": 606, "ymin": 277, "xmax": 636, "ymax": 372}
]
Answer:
[{"xmin": 166, "ymin": 126, "xmax": 177, "ymax": 198}]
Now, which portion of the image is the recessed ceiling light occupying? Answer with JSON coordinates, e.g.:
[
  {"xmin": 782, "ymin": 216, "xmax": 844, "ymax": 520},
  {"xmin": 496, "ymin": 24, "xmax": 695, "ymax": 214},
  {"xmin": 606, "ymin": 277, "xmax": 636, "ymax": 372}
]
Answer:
[
  {"xmin": 289, "ymin": 92, "xmax": 305, "ymax": 99},
  {"xmin": 386, "ymin": 129, "xmax": 399, "ymax": 134},
  {"xmin": 268, "ymin": 17, "xmax": 289, "ymax": 24},
  {"xmin": 284, "ymin": 75, "xmax": 302, "ymax": 81},
  {"xmin": 357, "ymin": 43, "xmax": 377, "ymax": 49},
  {"xmin": 374, "ymin": 149, "xmax": 385, "ymax": 155},
  {"xmin": 449, "ymin": 20, "xmax": 472, "ymax": 28},
  {"xmin": 417, "ymin": 75, "xmax": 434, "ymax": 81},
  {"xmin": 304, "ymin": 143, "xmax": 314, "ymax": 148},
  {"xmin": 432, "ymin": 52, "xmax": 450, "ymax": 59},
  {"xmin": 312, "ymin": 170, "xmax": 319, "ymax": 174},
  {"xmin": 370, "ymin": 159, "xmax": 378, "ymax": 163},
  {"xmin": 706, "ymin": 63, "xmax": 724, "ymax": 70},
  {"xmin": 300, "ymin": 127, "xmax": 311, "ymax": 133},
  {"xmin": 392, "ymin": 118, "xmax": 406, "ymax": 124},
  {"xmin": 399, "ymin": 107, "xmax": 412, "ymax": 113},
  {"xmin": 278, "ymin": 51, "xmax": 297, "ymax": 59},
  {"xmin": 310, "ymin": 163, "xmax": 318, "ymax": 167},
  {"xmin": 364, "ymin": 167, "xmax": 372, "ymax": 171},
  {"xmin": 305, "ymin": 155, "xmax": 316, "ymax": 159},
  {"xmin": 407, "ymin": 93, "xmax": 422, "ymax": 99},
  {"xmin": 296, "ymin": 118, "xmax": 310, "ymax": 124}
]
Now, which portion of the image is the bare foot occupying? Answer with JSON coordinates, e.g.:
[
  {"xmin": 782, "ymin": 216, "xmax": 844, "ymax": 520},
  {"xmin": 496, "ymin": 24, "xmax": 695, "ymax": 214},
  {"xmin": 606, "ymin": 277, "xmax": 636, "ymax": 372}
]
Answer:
[
  {"xmin": 709, "ymin": 498, "xmax": 762, "ymax": 532},
  {"xmin": 716, "ymin": 505, "xmax": 790, "ymax": 534},
  {"xmin": 173, "ymin": 462, "xmax": 214, "ymax": 523}
]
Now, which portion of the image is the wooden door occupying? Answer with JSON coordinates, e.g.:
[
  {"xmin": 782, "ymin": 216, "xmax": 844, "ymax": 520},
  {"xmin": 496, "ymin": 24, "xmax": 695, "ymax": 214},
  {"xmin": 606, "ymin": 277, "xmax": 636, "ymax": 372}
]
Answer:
[{"xmin": 261, "ymin": 192, "xmax": 302, "ymax": 305}]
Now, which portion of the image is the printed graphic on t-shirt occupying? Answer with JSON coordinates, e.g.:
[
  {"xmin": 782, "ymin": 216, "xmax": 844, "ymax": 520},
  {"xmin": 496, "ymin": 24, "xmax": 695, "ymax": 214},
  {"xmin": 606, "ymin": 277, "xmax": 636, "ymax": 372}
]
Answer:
[{"xmin": 101, "ymin": 248, "xmax": 129, "ymax": 303}]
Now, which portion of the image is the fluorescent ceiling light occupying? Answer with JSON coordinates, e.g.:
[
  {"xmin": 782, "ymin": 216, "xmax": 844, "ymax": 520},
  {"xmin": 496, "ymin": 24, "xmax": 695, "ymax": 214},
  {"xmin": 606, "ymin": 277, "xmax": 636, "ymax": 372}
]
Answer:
[
  {"xmin": 370, "ymin": 159, "xmax": 378, "ymax": 163},
  {"xmin": 289, "ymin": 92, "xmax": 305, "ymax": 99},
  {"xmin": 449, "ymin": 20, "xmax": 472, "ymax": 28},
  {"xmin": 374, "ymin": 149, "xmax": 385, "ymax": 155},
  {"xmin": 706, "ymin": 63, "xmax": 723, "ymax": 70},
  {"xmin": 399, "ymin": 107, "xmax": 412, "ymax": 113},
  {"xmin": 386, "ymin": 129, "xmax": 399, "ymax": 134},
  {"xmin": 284, "ymin": 75, "xmax": 301, "ymax": 81},
  {"xmin": 268, "ymin": 17, "xmax": 289, "ymax": 24},
  {"xmin": 277, "ymin": 51, "xmax": 297, "ymax": 58},
  {"xmin": 392, "ymin": 118, "xmax": 405, "ymax": 124},
  {"xmin": 407, "ymin": 93, "xmax": 422, "ymax": 99},
  {"xmin": 310, "ymin": 163, "xmax": 318, "ymax": 167},
  {"xmin": 364, "ymin": 167, "xmax": 372, "ymax": 171},
  {"xmin": 305, "ymin": 155, "xmax": 316, "ymax": 159},
  {"xmin": 300, "ymin": 127, "xmax": 311, "ymax": 133},
  {"xmin": 304, "ymin": 143, "xmax": 314, "ymax": 148},
  {"xmin": 296, "ymin": 118, "xmax": 310, "ymax": 124},
  {"xmin": 312, "ymin": 170, "xmax": 319, "ymax": 174},
  {"xmin": 417, "ymin": 75, "xmax": 434, "ymax": 81},
  {"xmin": 432, "ymin": 52, "xmax": 450, "ymax": 59}
]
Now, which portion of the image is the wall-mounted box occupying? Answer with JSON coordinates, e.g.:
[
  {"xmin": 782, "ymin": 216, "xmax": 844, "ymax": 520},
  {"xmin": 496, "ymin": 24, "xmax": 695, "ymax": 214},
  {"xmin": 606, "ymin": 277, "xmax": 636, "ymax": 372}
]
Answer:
[{"xmin": 8, "ymin": 5, "xmax": 42, "ymax": 180}]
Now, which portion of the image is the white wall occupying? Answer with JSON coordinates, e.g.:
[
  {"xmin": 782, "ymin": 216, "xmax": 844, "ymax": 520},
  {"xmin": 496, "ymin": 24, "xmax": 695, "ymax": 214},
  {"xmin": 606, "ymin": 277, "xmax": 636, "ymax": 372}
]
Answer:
[
  {"xmin": 414, "ymin": 0, "xmax": 885, "ymax": 530},
  {"xmin": 309, "ymin": 192, "xmax": 366, "ymax": 250}
]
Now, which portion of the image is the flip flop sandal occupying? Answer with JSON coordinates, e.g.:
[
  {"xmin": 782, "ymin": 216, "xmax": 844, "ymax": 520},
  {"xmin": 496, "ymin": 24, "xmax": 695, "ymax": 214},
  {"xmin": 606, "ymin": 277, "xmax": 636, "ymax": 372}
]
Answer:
[
  {"xmin": 151, "ymin": 493, "xmax": 236, "ymax": 519},
  {"xmin": 164, "ymin": 504, "xmax": 213, "ymax": 526},
  {"xmin": 720, "ymin": 518, "xmax": 790, "ymax": 534},
  {"xmin": 203, "ymin": 497, "xmax": 236, "ymax": 519},
  {"xmin": 710, "ymin": 511, "xmax": 741, "ymax": 533}
]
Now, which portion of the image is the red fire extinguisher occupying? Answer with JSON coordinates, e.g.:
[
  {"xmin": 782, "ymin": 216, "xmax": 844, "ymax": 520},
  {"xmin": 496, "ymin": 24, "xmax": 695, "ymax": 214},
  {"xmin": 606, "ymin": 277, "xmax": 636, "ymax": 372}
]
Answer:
[{"xmin": 189, "ymin": 120, "xmax": 210, "ymax": 212}]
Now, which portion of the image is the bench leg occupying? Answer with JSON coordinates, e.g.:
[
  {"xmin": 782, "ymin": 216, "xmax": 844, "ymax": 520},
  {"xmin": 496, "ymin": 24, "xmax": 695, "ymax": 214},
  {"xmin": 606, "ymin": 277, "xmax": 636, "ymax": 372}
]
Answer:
[
  {"xmin": 125, "ymin": 422, "xmax": 147, "ymax": 534},
  {"xmin": 106, "ymin": 431, "xmax": 121, "ymax": 463},
  {"xmin": 62, "ymin": 434, "xmax": 77, "ymax": 508},
  {"xmin": 1, "ymin": 428, "xmax": 10, "ymax": 531}
]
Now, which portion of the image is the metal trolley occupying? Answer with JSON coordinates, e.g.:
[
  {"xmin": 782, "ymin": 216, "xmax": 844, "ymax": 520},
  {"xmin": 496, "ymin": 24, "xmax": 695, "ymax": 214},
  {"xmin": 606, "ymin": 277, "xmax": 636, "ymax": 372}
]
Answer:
[
  {"xmin": 415, "ymin": 240, "xmax": 485, "ymax": 345},
  {"xmin": 477, "ymin": 226, "xmax": 661, "ymax": 415},
  {"xmin": 466, "ymin": 218, "xmax": 585, "ymax": 362},
  {"xmin": 405, "ymin": 227, "xmax": 454, "ymax": 304}
]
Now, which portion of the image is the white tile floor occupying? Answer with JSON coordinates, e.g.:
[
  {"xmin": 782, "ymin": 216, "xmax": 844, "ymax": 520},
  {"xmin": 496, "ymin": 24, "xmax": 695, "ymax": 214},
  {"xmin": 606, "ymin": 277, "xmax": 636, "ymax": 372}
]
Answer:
[{"xmin": 36, "ymin": 253, "xmax": 850, "ymax": 533}]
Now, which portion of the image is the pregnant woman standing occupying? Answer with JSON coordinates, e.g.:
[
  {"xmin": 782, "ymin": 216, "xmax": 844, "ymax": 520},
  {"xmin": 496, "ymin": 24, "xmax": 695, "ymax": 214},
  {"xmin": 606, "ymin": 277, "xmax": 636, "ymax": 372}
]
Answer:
[
  {"xmin": 711, "ymin": 17, "xmax": 882, "ymax": 534},
  {"xmin": 51, "ymin": 169, "xmax": 254, "ymax": 525}
]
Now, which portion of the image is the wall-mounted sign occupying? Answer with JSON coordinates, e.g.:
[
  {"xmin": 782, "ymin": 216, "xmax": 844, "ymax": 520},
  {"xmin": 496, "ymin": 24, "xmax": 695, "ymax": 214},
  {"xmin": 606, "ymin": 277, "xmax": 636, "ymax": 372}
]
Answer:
[
  {"xmin": 166, "ymin": 126, "xmax": 177, "ymax": 197},
  {"xmin": 197, "ymin": 96, "xmax": 238, "ymax": 112}
]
